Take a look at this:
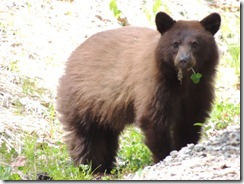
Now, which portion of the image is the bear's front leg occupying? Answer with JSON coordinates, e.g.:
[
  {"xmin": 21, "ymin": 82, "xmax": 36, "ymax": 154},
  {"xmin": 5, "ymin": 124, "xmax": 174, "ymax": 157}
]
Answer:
[
  {"xmin": 173, "ymin": 119, "xmax": 203, "ymax": 150},
  {"xmin": 138, "ymin": 116, "xmax": 173, "ymax": 163}
]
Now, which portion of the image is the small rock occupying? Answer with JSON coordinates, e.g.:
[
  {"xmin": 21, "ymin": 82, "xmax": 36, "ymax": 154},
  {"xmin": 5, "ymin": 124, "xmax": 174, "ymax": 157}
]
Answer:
[
  {"xmin": 194, "ymin": 144, "xmax": 205, "ymax": 152},
  {"xmin": 187, "ymin": 143, "xmax": 195, "ymax": 149},
  {"xmin": 170, "ymin": 150, "xmax": 178, "ymax": 158}
]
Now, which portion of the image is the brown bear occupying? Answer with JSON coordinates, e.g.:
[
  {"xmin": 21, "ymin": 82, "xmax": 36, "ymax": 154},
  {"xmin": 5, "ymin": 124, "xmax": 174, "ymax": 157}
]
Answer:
[{"xmin": 57, "ymin": 12, "xmax": 221, "ymax": 173}]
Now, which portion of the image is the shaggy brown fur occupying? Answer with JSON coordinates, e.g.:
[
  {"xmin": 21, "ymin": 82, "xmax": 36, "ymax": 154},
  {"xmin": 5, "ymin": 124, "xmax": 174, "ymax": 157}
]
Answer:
[{"xmin": 57, "ymin": 12, "xmax": 221, "ymax": 173}]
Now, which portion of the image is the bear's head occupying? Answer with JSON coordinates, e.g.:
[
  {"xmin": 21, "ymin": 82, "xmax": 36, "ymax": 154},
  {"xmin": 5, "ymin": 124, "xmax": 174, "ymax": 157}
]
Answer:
[{"xmin": 155, "ymin": 12, "xmax": 221, "ymax": 76}]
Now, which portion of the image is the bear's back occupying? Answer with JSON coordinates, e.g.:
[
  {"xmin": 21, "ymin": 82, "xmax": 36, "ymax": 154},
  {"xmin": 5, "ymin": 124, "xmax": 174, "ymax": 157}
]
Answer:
[{"xmin": 58, "ymin": 27, "xmax": 161, "ymax": 127}]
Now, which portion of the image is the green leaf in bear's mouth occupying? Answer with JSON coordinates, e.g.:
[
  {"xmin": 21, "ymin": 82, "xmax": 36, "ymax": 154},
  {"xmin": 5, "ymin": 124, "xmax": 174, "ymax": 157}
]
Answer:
[{"xmin": 191, "ymin": 68, "xmax": 202, "ymax": 84}]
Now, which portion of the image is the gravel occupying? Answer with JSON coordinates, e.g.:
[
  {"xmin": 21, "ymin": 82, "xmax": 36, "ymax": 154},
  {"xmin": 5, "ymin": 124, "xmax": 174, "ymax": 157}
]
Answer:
[{"xmin": 124, "ymin": 124, "xmax": 240, "ymax": 180}]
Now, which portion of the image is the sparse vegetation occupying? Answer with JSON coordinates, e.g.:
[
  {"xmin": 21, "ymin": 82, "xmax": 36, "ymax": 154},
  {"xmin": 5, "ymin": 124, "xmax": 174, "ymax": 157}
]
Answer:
[
  {"xmin": 109, "ymin": 0, "xmax": 122, "ymax": 19},
  {"xmin": 0, "ymin": 0, "xmax": 240, "ymax": 180},
  {"xmin": 143, "ymin": 0, "xmax": 163, "ymax": 23}
]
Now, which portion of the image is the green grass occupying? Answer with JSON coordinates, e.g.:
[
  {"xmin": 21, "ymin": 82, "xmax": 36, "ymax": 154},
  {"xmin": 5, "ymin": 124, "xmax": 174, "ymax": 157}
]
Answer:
[
  {"xmin": 0, "ymin": 166, "xmax": 22, "ymax": 180},
  {"xmin": 211, "ymin": 99, "xmax": 240, "ymax": 130},
  {"xmin": 0, "ymin": 135, "xmax": 93, "ymax": 180},
  {"xmin": 115, "ymin": 127, "xmax": 152, "ymax": 175},
  {"xmin": 227, "ymin": 43, "xmax": 240, "ymax": 77},
  {"xmin": 199, "ymin": 100, "xmax": 239, "ymax": 139},
  {"xmin": 220, "ymin": 12, "xmax": 240, "ymax": 78},
  {"xmin": 0, "ymin": 126, "xmax": 151, "ymax": 180}
]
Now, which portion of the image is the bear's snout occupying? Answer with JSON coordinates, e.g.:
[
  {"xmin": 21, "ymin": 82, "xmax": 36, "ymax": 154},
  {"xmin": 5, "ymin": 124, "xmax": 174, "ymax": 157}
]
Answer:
[
  {"xmin": 179, "ymin": 57, "xmax": 189, "ymax": 68},
  {"xmin": 178, "ymin": 57, "xmax": 192, "ymax": 70},
  {"xmin": 174, "ymin": 50, "xmax": 196, "ymax": 71}
]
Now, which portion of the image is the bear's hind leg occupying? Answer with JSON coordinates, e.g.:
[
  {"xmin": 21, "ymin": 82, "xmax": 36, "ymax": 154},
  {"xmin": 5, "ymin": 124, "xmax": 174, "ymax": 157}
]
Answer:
[{"xmin": 64, "ymin": 120, "xmax": 120, "ymax": 173}]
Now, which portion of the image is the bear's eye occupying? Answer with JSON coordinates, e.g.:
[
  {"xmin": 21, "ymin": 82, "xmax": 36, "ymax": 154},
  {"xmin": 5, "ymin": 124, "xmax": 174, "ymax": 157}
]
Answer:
[
  {"xmin": 172, "ymin": 42, "xmax": 179, "ymax": 49},
  {"xmin": 191, "ymin": 41, "xmax": 199, "ymax": 49}
]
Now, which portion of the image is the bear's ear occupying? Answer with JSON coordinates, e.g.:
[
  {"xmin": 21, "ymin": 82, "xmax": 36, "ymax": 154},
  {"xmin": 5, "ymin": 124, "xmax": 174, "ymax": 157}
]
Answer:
[
  {"xmin": 155, "ymin": 12, "xmax": 176, "ymax": 34},
  {"xmin": 200, "ymin": 13, "xmax": 221, "ymax": 35}
]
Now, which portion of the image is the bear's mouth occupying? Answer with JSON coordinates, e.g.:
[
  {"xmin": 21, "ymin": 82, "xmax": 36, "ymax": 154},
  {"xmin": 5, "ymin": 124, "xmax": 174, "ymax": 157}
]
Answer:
[
  {"xmin": 177, "ymin": 68, "xmax": 202, "ymax": 85},
  {"xmin": 177, "ymin": 69, "xmax": 184, "ymax": 84},
  {"xmin": 177, "ymin": 65, "xmax": 193, "ymax": 84},
  {"xmin": 176, "ymin": 59, "xmax": 196, "ymax": 85}
]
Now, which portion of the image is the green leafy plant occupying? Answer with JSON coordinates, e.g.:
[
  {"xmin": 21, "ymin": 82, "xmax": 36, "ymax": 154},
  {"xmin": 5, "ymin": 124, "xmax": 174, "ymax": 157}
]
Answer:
[
  {"xmin": 0, "ymin": 166, "xmax": 22, "ymax": 180},
  {"xmin": 109, "ymin": 0, "xmax": 122, "ymax": 19},
  {"xmin": 109, "ymin": 0, "xmax": 128, "ymax": 26},
  {"xmin": 152, "ymin": 0, "xmax": 162, "ymax": 15},
  {"xmin": 211, "ymin": 99, "xmax": 240, "ymax": 130},
  {"xmin": 21, "ymin": 77, "xmax": 38, "ymax": 96},
  {"xmin": 116, "ymin": 126, "xmax": 151, "ymax": 175},
  {"xmin": 194, "ymin": 122, "xmax": 211, "ymax": 138},
  {"xmin": 191, "ymin": 68, "xmax": 202, "ymax": 84},
  {"xmin": 9, "ymin": 60, "xmax": 20, "ymax": 72}
]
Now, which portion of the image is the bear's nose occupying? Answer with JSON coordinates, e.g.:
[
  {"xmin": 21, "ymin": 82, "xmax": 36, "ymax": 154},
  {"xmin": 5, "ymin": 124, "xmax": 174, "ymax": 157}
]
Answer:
[
  {"xmin": 179, "ymin": 59, "xmax": 188, "ymax": 64},
  {"xmin": 179, "ymin": 57, "xmax": 189, "ymax": 68}
]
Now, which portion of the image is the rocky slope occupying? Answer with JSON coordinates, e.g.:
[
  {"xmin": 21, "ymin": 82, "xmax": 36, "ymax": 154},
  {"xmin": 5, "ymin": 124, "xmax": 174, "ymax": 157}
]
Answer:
[{"xmin": 124, "ymin": 124, "xmax": 240, "ymax": 180}]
